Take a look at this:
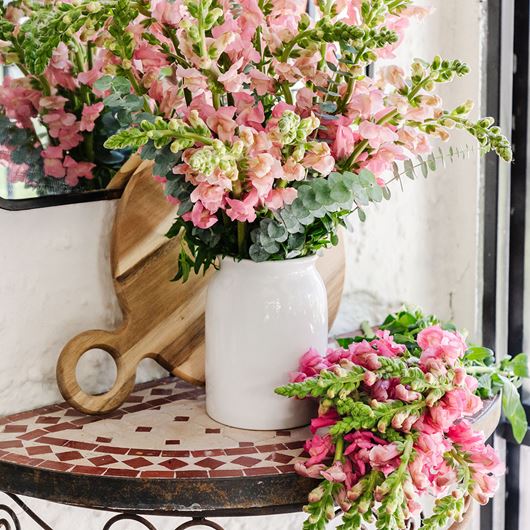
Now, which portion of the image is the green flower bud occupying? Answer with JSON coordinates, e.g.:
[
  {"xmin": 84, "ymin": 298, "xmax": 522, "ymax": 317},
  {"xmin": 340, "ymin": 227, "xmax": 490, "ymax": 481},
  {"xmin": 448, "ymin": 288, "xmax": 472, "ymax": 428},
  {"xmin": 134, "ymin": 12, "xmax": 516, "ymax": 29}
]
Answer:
[
  {"xmin": 299, "ymin": 12, "xmax": 311, "ymax": 31},
  {"xmin": 188, "ymin": 110, "xmax": 210, "ymax": 136},
  {"xmin": 188, "ymin": 26, "xmax": 200, "ymax": 42},
  {"xmin": 231, "ymin": 140, "xmax": 245, "ymax": 157},
  {"xmin": 278, "ymin": 110, "xmax": 301, "ymax": 144},
  {"xmin": 154, "ymin": 116, "xmax": 168, "ymax": 129},
  {"xmin": 140, "ymin": 120, "xmax": 156, "ymax": 131},
  {"xmin": 86, "ymin": 1, "xmax": 102, "ymax": 13},
  {"xmin": 298, "ymin": 115, "xmax": 320, "ymax": 138},
  {"xmin": 212, "ymin": 139, "xmax": 225, "ymax": 153},
  {"xmin": 432, "ymin": 55, "xmax": 442, "ymax": 70},
  {"xmin": 308, "ymin": 485, "xmax": 325, "ymax": 503},
  {"xmin": 189, "ymin": 147, "xmax": 218, "ymax": 175}
]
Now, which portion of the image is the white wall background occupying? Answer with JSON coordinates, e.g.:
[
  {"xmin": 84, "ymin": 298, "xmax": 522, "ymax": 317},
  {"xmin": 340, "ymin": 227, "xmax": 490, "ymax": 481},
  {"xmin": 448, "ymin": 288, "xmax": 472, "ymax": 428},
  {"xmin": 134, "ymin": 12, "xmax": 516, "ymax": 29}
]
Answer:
[{"xmin": 0, "ymin": 1, "xmax": 490, "ymax": 528}]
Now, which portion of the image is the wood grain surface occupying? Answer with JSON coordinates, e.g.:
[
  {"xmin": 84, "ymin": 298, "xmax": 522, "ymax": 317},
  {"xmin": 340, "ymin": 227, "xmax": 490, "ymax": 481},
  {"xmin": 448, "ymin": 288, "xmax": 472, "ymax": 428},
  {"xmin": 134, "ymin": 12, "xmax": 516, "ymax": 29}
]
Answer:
[{"xmin": 56, "ymin": 161, "xmax": 346, "ymax": 414}]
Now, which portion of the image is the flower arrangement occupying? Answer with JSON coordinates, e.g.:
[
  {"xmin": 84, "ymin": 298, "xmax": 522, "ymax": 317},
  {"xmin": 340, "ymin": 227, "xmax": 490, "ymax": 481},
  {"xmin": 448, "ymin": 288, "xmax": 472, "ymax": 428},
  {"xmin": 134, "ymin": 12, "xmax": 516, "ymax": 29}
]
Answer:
[
  {"xmin": 0, "ymin": 1, "xmax": 511, "ymax": 272},
  {"xmin": 276, "ymin": 309, "xmax": 528, "ymax": 530},
  {"xmin": 0, "ymin": 1, "xmax": 135, "ymax": 194}
]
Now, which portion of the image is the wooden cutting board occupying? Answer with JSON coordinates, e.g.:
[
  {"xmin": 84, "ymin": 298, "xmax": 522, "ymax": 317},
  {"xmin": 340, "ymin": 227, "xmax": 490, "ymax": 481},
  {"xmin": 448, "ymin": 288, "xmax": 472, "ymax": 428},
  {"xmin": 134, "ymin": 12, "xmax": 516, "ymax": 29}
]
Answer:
[{"xmin": 56, "ymin": 159, "xmax": 346, "ymax": 414}]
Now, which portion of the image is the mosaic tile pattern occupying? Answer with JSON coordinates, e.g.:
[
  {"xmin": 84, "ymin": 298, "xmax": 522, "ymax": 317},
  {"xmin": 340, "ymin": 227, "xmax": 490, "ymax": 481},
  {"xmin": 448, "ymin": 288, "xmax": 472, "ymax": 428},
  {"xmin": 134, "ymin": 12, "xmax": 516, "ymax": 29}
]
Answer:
[{"xmin": 0, "ymin": 378, "xmax": 309, "ymax": 479}]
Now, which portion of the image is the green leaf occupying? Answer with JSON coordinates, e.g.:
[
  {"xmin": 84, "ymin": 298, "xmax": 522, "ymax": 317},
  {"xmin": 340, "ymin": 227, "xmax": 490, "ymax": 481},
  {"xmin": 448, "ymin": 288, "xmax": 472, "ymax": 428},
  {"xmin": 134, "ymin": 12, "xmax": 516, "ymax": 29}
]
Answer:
[
  {"xmin": 464, "ymin": 346, "xmax": 495, "ymax": 364},
  {"xmin": 298, "ymin": 184, "xmax": 322, "ymax": 211},
  {"xmin": 267, "ymin": 221, "xmax": 289, "ymax": 242},
  {"xmin": 427, "ymin": 153, "xmax": 437, "ymax": 171},
  {"xmin": 249, "ymin": 244, "xmax": 270, "ymax": 262},
  {"xmin": 104, "ymin": 128, "xmax": 148, "ymax": 150},
  {"xmin": 93, "ymin": 75, "xmax": 113, "ymax": 91},
  {"xmin": 500, "ymin": 376, "xmax": 528, "ymax": 443},
  {"xmin": 312, "ymin": 179, "xmax": 334, "ymax": 206},
  {"xmin": 404, "ymin": 159, "xmax": 416, "ymax": 180},
  {"xmin": 336, "ymin": 337, "xmax": 355, "ymax": 348},
  {"xmin": 417, "ymin": 155, "xmax": 429, "ymax": 178},
  {"xmin": 508, "ymin": 353, "xmax": 529, "ymax": 378}
]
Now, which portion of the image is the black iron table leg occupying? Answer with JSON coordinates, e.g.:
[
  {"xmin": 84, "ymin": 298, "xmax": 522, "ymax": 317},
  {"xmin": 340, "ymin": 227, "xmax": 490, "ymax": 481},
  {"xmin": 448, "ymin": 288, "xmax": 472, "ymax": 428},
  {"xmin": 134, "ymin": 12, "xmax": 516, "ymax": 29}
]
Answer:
[
  {"xmin": 0, "ymin": 493, "xmax": 52, "ymax": 530},
  {"xmin": 174, "ymin": 519, "xmax": 225, "ymax": 530},
  {"xmin": 103, "ymin": 513, "xmax": 158, "ymax": 529}
]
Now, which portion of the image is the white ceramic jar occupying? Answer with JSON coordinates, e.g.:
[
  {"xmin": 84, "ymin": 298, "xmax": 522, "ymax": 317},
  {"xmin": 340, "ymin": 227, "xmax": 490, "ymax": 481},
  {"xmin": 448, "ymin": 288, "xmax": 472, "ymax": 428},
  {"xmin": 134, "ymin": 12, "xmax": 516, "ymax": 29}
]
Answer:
[{"xmin": 205, "ymin": 256, "xmax": 328, "ymax": 430}]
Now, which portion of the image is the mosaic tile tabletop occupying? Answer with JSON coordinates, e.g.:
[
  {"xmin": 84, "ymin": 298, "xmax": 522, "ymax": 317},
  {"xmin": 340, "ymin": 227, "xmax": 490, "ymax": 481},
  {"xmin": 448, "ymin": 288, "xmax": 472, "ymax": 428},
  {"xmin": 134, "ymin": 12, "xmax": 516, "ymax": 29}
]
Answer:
[{"xmin": 0, "ymin": 378, "xmax": 309, "ymax": 480}]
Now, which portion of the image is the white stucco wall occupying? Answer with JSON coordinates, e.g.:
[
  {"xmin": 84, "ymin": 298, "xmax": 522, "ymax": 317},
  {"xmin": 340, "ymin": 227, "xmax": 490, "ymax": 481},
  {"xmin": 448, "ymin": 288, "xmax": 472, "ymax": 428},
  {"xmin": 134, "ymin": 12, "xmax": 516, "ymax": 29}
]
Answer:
[{"xmin": 0, "ymin": 1, "xmax": 487, "ymax": 528}]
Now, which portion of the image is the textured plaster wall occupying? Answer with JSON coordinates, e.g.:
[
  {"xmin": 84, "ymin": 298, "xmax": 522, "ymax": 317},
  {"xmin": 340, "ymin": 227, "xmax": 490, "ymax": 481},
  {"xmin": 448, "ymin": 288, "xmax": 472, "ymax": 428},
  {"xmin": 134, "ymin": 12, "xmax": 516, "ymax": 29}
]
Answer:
[{"xmin": 0, "ymin": 1, "xmax": 485, "ymax": 528}]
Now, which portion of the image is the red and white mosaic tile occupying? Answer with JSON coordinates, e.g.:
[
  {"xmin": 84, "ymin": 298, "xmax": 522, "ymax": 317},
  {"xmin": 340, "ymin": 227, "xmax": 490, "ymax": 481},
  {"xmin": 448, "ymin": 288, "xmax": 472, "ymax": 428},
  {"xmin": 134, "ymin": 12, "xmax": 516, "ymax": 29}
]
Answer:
[{"xmin": 0, "ymin": 378, "xmax": 309, "ymax": 479}]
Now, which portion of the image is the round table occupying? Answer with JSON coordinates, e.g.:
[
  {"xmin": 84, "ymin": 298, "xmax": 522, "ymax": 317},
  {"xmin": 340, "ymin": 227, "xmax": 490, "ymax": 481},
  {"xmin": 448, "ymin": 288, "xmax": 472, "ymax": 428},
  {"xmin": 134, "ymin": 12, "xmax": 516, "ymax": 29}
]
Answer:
[
  {"xmin": 0, "ymin": 377, "xmax": 316, "ymax": 529},
  {"xmin": 0, "ymin": 377, "xmax": 501, "ymax": 530}
]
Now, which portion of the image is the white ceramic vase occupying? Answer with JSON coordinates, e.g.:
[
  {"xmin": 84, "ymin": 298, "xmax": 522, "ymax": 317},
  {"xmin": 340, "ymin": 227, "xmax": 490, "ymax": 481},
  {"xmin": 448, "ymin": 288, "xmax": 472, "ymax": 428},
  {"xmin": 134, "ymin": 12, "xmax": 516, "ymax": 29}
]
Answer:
[{"xmin": 205, "ymin": 256, "xmax": 328, "ymax": 430}]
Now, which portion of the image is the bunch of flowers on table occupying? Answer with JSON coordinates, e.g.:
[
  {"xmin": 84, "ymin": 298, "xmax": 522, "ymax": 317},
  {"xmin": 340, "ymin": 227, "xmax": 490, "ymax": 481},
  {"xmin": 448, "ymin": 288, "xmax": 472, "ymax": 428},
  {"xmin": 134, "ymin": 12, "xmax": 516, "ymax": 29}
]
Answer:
[{"xmin": 276, "ymin": 309, "xmax": 528, "ymax": 530}]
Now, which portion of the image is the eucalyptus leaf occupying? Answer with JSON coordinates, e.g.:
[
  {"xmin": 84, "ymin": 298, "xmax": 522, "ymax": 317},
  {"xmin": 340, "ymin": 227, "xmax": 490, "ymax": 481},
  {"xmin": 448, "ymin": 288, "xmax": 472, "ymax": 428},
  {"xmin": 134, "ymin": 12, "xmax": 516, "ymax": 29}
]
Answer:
[{"xmin": 500, "ymin": 376, "xmax": 528, "ymax": 443}]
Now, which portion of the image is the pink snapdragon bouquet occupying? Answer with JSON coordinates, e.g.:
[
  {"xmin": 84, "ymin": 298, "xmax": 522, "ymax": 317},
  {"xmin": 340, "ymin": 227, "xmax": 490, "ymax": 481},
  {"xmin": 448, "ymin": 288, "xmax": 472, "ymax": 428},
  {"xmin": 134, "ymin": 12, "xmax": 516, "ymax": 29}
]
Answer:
[
  {"xmin": 0, "ymin": 1, "xmax": 511, "ymax": 274},
  {"xmin": 277, "ymin": 309, "xmax": 528, "ymax": 530}
]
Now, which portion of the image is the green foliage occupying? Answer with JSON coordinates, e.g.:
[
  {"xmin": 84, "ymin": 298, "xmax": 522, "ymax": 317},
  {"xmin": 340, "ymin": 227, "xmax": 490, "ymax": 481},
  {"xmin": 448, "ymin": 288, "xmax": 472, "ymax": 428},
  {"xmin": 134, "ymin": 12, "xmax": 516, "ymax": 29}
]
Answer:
[
  {"xmin": 275, "ymin": 366, "xmax": 366, "ymax": 400},
  {"xmin": 19, "ymin": 0, "xmax": 122, "ymax": 75},
  {"xmin": 248, "ymin": 168, "xmax": 387, "ymax": 261},
  {"xmin": 374, "ymin": 436, "xmax": 415, "ymax": 530},
  {"xmin": 302, "ymin": 481, "xmax": 340, "ymax": 530},
  {"xmin": 330, "ymin": 399, "xmax": 425, "ymax": 437},
  {"xmin": 500, "ymin": 375, "xmax": 528, "ymax": 443},
  {"xmin": 462, "ymin": 346, "xmax": 528, "ymax": 443},
  {"xmin": 338, "ymin": 471, "xmax": 383, "ymax": 530},
  {"xmin": 420, "ymin": 494, "xmax": 466, "ymax": 530}
]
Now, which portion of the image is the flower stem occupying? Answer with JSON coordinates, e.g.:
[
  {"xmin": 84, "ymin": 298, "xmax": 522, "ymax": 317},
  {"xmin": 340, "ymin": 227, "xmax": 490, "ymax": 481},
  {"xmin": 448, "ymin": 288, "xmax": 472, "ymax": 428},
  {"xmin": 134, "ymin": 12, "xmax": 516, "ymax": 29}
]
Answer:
[
  {"xmin": 334, "ymin": 437, "xmax": 345, "ymax": 462},
  {"xmin": 281, "ymin": 83, "xmax": 293, "ymax": 105},
  {"xmin": 237, "ymin": 222, "xmax": 246, "ymax": 256},
  {"xmin": 343, "ymin": 109, "xmax": 399, "ymax": 169}
]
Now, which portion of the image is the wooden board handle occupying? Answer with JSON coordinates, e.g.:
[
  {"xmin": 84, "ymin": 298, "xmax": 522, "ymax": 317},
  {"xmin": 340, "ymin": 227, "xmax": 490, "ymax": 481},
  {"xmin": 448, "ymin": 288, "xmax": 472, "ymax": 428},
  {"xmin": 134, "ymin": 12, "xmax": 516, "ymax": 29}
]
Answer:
[{"xmin": 56, "ymin": 330, "xmax": 138, "ymax": 415}]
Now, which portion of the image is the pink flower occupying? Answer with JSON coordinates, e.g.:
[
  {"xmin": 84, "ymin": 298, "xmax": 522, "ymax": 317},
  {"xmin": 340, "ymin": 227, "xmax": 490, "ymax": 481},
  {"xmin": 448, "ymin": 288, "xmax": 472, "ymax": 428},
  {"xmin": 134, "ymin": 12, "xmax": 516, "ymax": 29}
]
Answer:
[
  {"xmin": 371, "ymin": 330, "xmax": 406, "ymax": 357},
  {"xmin": 447, "ymin": 421, "xmax": 484, "ymax": 450},
  {"xmin": 321, "ymin": 461, "xmax": 347, "ymax": 483},
  {"xmin": 470, "ymin": 472, "xmax": 498, "ymax": 505},
  {"xmin": 206, "ymin": 107, "xmax": 237, "ymax": 142},
  {"xmin": 332, "ymin": 124, "xmax": 356, "ymax": 160},
  {"xmin": 247, "ymin": 154, "xmax": 281, "ymax": 196},
  {"xmin": 418, "ymin": 326, "xmax": 468, "ymax": 368},
  {"xmin": 225, "ymin": 189, "xmax": 259, "ymax": 222},
  {"xmin": 249, "ymin": 68, "xmax": 276, "ymax": 96},
  {"xmin": 348, "ymin": 91, "xmax": 385, "ymax": 120},
  {"xmin": 358, "ymin": 121, "xmax": 399, "ymax": 149},
  {"xmin": 264, "ymin": 187, "xmax": 297, "ymax": 210},
  {"xmin": 174, "ymin": 67, "xmax": 208, "ymax": 93},
  {"xmin": 43, "ymin": 158, "xmax": 65, "ymax": 179},
  {"xmin": 469, "ymin": 445, "xmax": 505, "ymax": 475},
  {"xmin": 305, "ymin": 434, "xmax": 334, "ymax": 466},
  {"xmin": 291, "ymin": 348, "xmax": 330, "ymax": 381},
  {"xmin": 182, "ymin": 201, "xmax": 218, "ymax": 228},
  {"xmin": 394, "ymin": 384, "xmax": 421, "ymax": 403},
  {"xmin": 152, "ymin": 0, "xmax": 183, "ymax": 26},
  {"xmin": 234, "ymin": 93, "xmax": 266, "ymax": 129},
  {"xmin": 190, "ymin": 183, "xmax": 225, "ymax": 213},
  {"xmin": 63, "ymin": 156, "xmax": 96, "ymax": 186},
  {"xmin": 369, "ymin": 443, "xmax": 401, "ymax": 475},
  {"xmin": 218, "ymin": 59, "xmax": 248, "ymax": 92},
  {"xmin": 80, "ymin": 102, "xmax": 104, "ymax": 132},
  {"xmin": 294, "ymin": 461, "xmax": 327, "ymax": 479},
  {"xmin": 310, "ymin": 409, "xmax": 340, "ymax": 434},
  {"xmin": 0, "ymin": 78, "xmax": 40, "ymax": 128},
  {"xmin": 133, "ymin": 42, "xmax": 168, "ymax": 73},
  {"xmin": 302, "ymin": 143, "xmax": 335, "ymax": 176},
  {"xmin": 377, "ymin": 65, "xmax": 406, "ymax": 90},
  {"xmin": 45, "ymin": 43, "xmax": 77, "ymax": 91}
]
